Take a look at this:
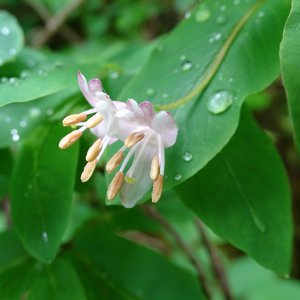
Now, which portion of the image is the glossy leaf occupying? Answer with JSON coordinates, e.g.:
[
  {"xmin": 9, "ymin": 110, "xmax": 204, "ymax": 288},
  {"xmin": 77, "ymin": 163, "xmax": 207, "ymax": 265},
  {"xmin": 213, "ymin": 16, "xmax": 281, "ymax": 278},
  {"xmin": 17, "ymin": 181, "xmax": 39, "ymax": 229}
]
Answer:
[
  {"xmin": 120, "ymin": 0, "xmax": 290, "ymax": 190},
  {"xmin": 0, "ymin": 11, "xmax": 24, "ymax": 66},
  {"xmin": 178, "ymin": 110, "xmax": 292, "ymax": 274},
  {"xmin": 0, "ymin": 148, "xmax": 12, "ymax": 199},
  {"xmin": 10, "ymin": 124, "xmax": 79, "ymax": 263},
  {"xmin": 280, "ymin": 0, "xmax": 300, "ymax": 151},
  {"xmin": 70, "ymin": 224, "xmax": 207, "ymax": 300}
]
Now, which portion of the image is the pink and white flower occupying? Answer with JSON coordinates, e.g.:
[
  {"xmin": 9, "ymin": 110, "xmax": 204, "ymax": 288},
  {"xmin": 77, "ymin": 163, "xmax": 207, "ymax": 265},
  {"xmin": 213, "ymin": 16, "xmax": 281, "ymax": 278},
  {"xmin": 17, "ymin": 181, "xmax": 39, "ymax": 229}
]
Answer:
[{"xmin": 59, "ymin": 72, "xmax": 178, "ymax": 208}]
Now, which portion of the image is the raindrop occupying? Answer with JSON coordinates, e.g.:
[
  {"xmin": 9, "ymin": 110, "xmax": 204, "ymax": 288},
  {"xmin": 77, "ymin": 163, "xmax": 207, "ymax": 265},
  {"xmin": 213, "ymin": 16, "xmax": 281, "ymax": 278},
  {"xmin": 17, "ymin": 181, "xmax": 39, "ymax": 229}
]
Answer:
[
  {"xmin": 162, "ymin": 93, "xmax": 170, "ymax": 99},
  {"xmin": 109, "ymin": 71, "xmax": 119, "ymax": 79},
  {"xmin": 184, "ymin": 12, "xmax": 191, "ymax": 19},
  {"xmin": 233, "ymin": 0, "xmax": 240, "ymax": 4},
  {"xmin": 42, "ymin": 232, "xmax": 49, "ymax": 243},
  {"xmin": 1, "ymin": 26, "xmax": 10, "ymax": 36},
  {"xmin": 11, "ymin": 129, "xmax": 20, "ymax": 142},
  {"xmin": 228, "ymin": 77, "xmax": 234, "ymax": 83},
  {"xmin": 181, "ymin": 60, "xmax": 193, "ymax": 71},
  {"xmin": 180, "ymin": 55, "xmax": 186, "ymax": 61},
  {"xmin": 9, "ymin": 48, "xmax": 16, "ymax": 56},
  {"xmin": 195, "ymin": 8, "xmax": 211, "ymax": 23},
  {"xmin": 258, "ymin": 11, "xmax": 265, "ymax": 18},
  {"xmin": 173, "ymin": 172, "xmax": 182, "ymax": 181},
  {"xmin": 37, "ymin": 69, "xmax": 48, "ymax": 77},
  {"xmin": 19, "ymin": 120, "xmax": 27, "ymax": 128},
  {"xmin": 9, "ymin": 77, "xmax": 18, "ymax": 85},
  {"xmin": 46, "ymin": 108, "xmax": 54, "ymax": 116},
  {"xmin": 29, "ymin": 107, "xmax": 42, "ymax": 118},
  {"xmin": 209, "ymin": 32, "xmax": 222, "ymax": 43},
  {"xmin": 4, "ymin": 116, "xmax": 11, "ymax": 123},
  {"xmin": 207, "ymin": 90, "xmax": 234, "ymax": 114},
  {"xmin": 216, "ymin": 15, "xmax": 227, "ymax": 24},
  {"xmin": 11, "ymin": 128, "xmax": 18, "ymax": 135},
  {"xmin": 20, "ymin": 70, "xmax": 30, "ymax": 79},
  {"xmin": 220, "ymin": 5, "xmax": 227, "ymax": 11},
  {"xmin": 183, "ymin": 152, "xmax": 193, "ymax": 162},
  {"xmin": 146, "ymin": 88, "xmax": 156, "ymax": 97}
]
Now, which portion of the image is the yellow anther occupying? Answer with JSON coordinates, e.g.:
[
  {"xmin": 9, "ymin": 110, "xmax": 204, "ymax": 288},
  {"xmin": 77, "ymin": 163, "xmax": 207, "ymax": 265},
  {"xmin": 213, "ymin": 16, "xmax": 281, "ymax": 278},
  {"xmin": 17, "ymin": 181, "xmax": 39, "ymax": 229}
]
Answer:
[
  {"xmin": 62, "ymin": 114, "xmax": 87, "ymax": 126},
  {"xmin": 86, "ymin": 138, "xmax": 102, "ymax": 162},
  {"xmin": 58, "ymin": 130, "xmax": 82, "ymax": 149},
  {"xmin": 150, "ymin": 155, "xmax": 160, "ymax": 181},
  {"xmin": 106, "ymin": 151, "xmax": 124, "ymax": 174},
  {"xmin": 107, "ymin": 171, "xmax": 124, "ymax": 200},
  {"xmin": 80, "ymin": 160, "xmax": 97, "ymax": 182},
  {"xmin": 124, "ymin": 133, "xmax": 145, "ymax": 148},
  {"xmin": 152, "ymin": 175, "xmax": 163, "ymax": 203},
  {"xmin": 86, "ymin": 114, "xmax": 104, "ymax": 128}
]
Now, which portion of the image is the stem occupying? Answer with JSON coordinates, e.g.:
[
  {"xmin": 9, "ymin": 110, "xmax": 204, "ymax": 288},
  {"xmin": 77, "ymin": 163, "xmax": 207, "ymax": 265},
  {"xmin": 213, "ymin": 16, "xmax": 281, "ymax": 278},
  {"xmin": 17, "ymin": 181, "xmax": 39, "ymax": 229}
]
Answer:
[
  {"xmin": 196, "ymin": 219, "xmax": 234, "ymax": 300},
  {"xmin": 142, "ymin": 205, "xmax": 212, "ymax": 300}
]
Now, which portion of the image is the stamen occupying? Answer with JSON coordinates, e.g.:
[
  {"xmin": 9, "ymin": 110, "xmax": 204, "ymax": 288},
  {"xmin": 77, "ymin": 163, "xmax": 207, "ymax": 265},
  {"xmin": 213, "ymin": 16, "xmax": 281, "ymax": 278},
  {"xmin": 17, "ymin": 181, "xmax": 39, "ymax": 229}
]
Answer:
[
  {"xmin": 86, "ymin": 138, "xmax": 102, "ymax": 162},
  {"xmin": 158, "ymin": 135, "xmax": 165, "ymax": 175},
  {"xmin": 96, "ymin": 135, "xmax": 111, "ymax": 162},
  {"xmin": 107, "ymin": 171, "xmax": 124, "ymax": 200},
  {"xmin": 59, "ymin": 130, "xmax": 82, "ymax": 149},
  {"xmin": 81, "ymin": 160, "xmax": 97, "ymax": 182},
  {"xmin": 106, "ymin": 151, "xmax": 124, "ymax": 174},
  {"xmin": 124, "ymin": 132, "xmax": 145, "ymax": 148},
  {"xmin": 62, "ymin": 114, "xmax": 87, "ymax": 126},
  {"xmin": 150, "ymin": 155, "xmax": 160, "ymax": 181},
  {"xmin": 152, "ymin": 175, "xmax": 163, "ymax": 203},
  {"xmin": 120, "ymin": 143, "xmax": 139, "ymax": 173},
  {"xmin": 86, "ymin": 113, "xmax": 104, "ymax": 128}
]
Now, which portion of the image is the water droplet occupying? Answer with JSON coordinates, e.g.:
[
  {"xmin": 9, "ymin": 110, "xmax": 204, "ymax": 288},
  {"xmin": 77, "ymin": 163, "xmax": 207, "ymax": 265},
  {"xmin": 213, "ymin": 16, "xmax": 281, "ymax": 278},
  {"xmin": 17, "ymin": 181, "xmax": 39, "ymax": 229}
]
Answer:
[
  {"xmin": 233, "ymin": 0, "xmax": 240, "ymax": 5},
  {"xmin": 220, "ymin": 5, "xmax": 227, "ymax": 11},
  {"xmin": 173, "ymin": 172, "xmax": 182, "ymax": 181},
  {"xmin": 37, "ymin": 69, "xmax": 48, "ymax": 77},
  {"xmin": 228, "ymin": 77, "xmax": 234, "ymax": 83},
  {"xmin": 46, "ymin": 108, "xmax": 54, "ymax": 116},
  {"xmin": 11, "ymin": 129, "xmax": 20, "ymax": 142},
  {"xmin": 258, "ymin": 11, "xmax": 265, "ymax": 18},
  {"xmin": 146, "ymin": 88, "xmax": 156, "ymax": 97},
  {"xmin": 183, "ymin": 152, "xmax": 193, "ymax": 162},
  {"xmin": 19, "ymin": 120, "xmax": 27, "ymax": 128},
  {"xmin": 181, "ymin": 60, "xmax": 193, "ymax": 71},
  {"xmin": 20, "ymin": 70, "xmax": 30, "ymax": 79},
  {"xmin": 1, "ymin": 77, "xmax": 8, "ymax": 84},
  {"xmin": 216, "ymin": 15, "xmax": 227, "ymax": 24},
  {"xmin": 1, "ymin": 26, "xmax": 10, "ymax": 36},
  {"xmin": 195, "ymin": 8, "xmax": 211, "ymax": 22},
  {"xmin": 207, "ymin": 90, "xmax": 234, "ymax": 114},
  {"xmin": 180, "ymin": 55, "xmax": 186, "ymax": 61},
  {"xmin": 9, "ymin": 48, "xmax": 16, "ymax": 56},
  {"xmin": 209, "ymin": 32, "xmax": 222, "ymax": 43},
  {"xmin": 109, "ymin": 71, "xmax": 119, "ymax": 79},
  {"xmin": 9, "ymin": 77, "xmax": 18, "ymax": 85},
  {"xmin": 4, "ymin": 116, "xmax": 11, "ymax": 123},
  {"xmin": 162, "ymin": 93, "xmax": 170, "ymax": 99},
  {"xmin": 29, "ymin": 107, "xmax": 42, "ymax": 118},
  {"xmin": 42, "ymin": 232, "xmax": 49, "ymax": 243},
  {"xmin": 184, "ymin": 12, "xmax": 191, "ymax": 19}
]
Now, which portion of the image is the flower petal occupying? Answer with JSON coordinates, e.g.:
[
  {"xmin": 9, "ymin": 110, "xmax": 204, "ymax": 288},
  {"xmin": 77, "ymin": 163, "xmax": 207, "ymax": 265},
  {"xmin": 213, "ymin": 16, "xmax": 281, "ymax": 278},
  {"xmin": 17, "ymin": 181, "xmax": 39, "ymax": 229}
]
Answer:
[
  {"xmin": 120, "ymin": 143, "xmax": 155, "ymax": 208},
  {"xmin": 152, "ymin": 111, "xmax": 178, "ymax": 147},
  {"xmin": 139, "ymin": 101, "xmax": 155, "ymax": 125},
  {"xmin": 126, "ymin": 99, "xmax": 144, "ymax": 122}
]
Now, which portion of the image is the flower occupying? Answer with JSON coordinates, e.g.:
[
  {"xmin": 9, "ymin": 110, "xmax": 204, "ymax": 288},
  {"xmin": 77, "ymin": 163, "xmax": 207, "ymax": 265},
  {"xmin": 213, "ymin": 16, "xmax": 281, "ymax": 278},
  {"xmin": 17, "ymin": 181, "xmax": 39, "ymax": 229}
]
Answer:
[{"xmin": 59, "ymin": 72, "xmax": 178, "ymax": 208}]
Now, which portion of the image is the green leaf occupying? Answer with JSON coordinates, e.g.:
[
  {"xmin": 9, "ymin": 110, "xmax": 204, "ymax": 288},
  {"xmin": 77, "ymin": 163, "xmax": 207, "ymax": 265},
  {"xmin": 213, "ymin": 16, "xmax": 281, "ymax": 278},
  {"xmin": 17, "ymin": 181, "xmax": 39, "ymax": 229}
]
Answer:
[
  {"xmin": 70, "ymin": 224, "xmax": 207, "ymax": 300},
  {"xmin": 280, "ymin": 0, "xmax": 300, "ymax": 151},
  {"xmin": 0, "ymin": 148, "xmax": 13, "ymax": 199},
  {"xmin": 119, "ymin": 0, "xmax": 290, "ymax": 190},
  {"xmin": 10, "ymin": 124, "xmax": 79, "ymax": 263},
  {"xmin": 0, "ymin": 11, "xmax": 24, "ymax": 66},
  {"xmin": 178, "ymin": 110, "xmax": 292, "ymax": 274},
  {"xmin": 28, "ymin": 258, "xmax": 87, "ymax": 300}
]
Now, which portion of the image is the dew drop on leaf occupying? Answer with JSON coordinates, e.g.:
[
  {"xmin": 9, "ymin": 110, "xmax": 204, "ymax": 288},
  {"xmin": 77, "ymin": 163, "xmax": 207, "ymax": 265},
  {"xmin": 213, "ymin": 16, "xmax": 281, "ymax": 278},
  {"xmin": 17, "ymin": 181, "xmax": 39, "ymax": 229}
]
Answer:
[
  {"xmin": 216, "ymin": 15, "xmax": 227, "ymax": 24},
  {"xmin": 220, "ymin": 5, "xmax": 227, "ymax": 11},
  {"xmin": 181, "ymin": 60, "xmax": 193, "ymax": 71},
  {"xmin": 42, "ymin": 232, "xmax": 49, "ymax": 243},
  {"xmin": 11, "ymin": 128, "xmax": 20, "ymax": 142},
  {"xmin": 109, "ymin": 71, "xmax": 120, "ymax": 79},
  {"xmin": 207, "ymin": 90, "xmax": 234, "ymax": 114},
  {"xmin": 195, "ymin": 8, "xmax": 211, "ymax": 23},
  {"xmin": 209, "ymin": 32, "xmax": 222, "ymax": 43},
  {"xmin": 20, "ymin": 70, "xmax": 30, "ymax": 79},
  {"xmin": 180, "ymin": 55, "xmax": 186, "ymax": 61},
  {"xmin": 183, "ymin": 152, "xmax": 193, "ymax": 162},
  {"xmin": 173, "ymin": 172, "xmax": 182, "ymax": 181},
  {"xmin": 146, "ymin": 88, "xmax": 156, "ymax": 96},
  {"xmin": 19, "ymin": 120, "xmax": 27, "ymax": 128},
  {"xmin": 29, "ymin": 107, "xmax": 42, "ymax": 118},
  {"xmin": 162, "ymin": 93, "xmax": 170, "ymax": 99},
  {"xmin": 1, "ymin": 26, "xmax": 10, "ymax": 36},
  {"xmin": 233, "ymin": 0, "xmax": 240, "ymax": 5},
  {"xmin": 184, "ymin": 12, "xmax": 191, "ymax": 19},
  {"xmin": 9, "ymin": 48, "xmax": 16, "ymax": 56}
]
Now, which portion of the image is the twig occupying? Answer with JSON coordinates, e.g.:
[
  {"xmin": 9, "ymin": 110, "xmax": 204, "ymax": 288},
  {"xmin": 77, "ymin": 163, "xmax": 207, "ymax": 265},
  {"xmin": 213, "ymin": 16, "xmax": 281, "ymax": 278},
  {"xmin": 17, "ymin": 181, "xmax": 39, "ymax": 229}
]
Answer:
[
  {"xmin": 142, "ymin": 205, "xmax": 212, "ymax": 300},
  {"xmin": 31, "ymin": 0, "xmax": 84, "ymax": 47},
  {"xmin": 196, "ymin": 219, "xmax": 234, "ymax": 300},
  {"xmin": 24, "ymin": 0, "xmax": 82, "ymax": 44}
]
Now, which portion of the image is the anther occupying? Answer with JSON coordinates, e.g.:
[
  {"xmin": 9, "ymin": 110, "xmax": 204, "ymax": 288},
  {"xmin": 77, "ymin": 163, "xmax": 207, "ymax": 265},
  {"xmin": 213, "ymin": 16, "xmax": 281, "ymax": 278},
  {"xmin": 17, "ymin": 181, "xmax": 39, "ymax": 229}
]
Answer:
[
  {"xmin": 124, "ymin": 133, "xmax": 145, "ymax": 148},
  {"xmin": 86, "ymin": 138, "xmax": 102, "ymax": 162},
  {"xmin": 152, "ymin": 175, "xmax": 163, "ymax": 203},
  {"xmin": 80, "ymin": 160, "xmax": 97, "ymax": 182},
  {"xmin": 59, "ymin": 130, "xmax": 82, "ymax": 149},
  {"xmin": 86, "ymin": 114, "xmax": 104, "ymax": 128},
  {"xmin": 150, "ymin": 155, "xmax": 160, "ymax": 181},
  {"xmin": 62, "ymin": 114, "xmax": 87, "ymax": 126},
  {"xmin": 107, "ymin": 171, "xmax": 124, "ymax": 200},
  {"xmin": 106, "ymin": 151, "xmax": 124, "ymax": 174}
]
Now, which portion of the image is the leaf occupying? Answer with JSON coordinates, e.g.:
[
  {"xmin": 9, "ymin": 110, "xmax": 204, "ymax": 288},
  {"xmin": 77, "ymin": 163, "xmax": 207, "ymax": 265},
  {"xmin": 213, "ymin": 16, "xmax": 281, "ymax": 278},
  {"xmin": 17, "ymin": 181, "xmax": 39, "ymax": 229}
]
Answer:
[
  {"xmin": 28, "ymin": 258, "xmax": 87, "ymax": 300},
  {"xmin": 177, "ymin": 109, "xmax": 292, "ymax": 274},
  {"xmin": 0, "ymin": 148, "xmax": 13, "ymax": 199},
  {"xmin": 70, "ymin": 224, "xmax": 207, "ymax": 300},
  {"xmin": 10, "ymin": 124, "xmax": 79, "ymax": 263},
  {"xmin": 119, "ymin": 0, "xmax": 290, "ymax": 190},
  {"xmin": 280, "ymin": 0, "xmax": 300, "ymax": 151},
  {"xmin": 0, "ymin": 11, "xmax": 24, "ymax": 66}
]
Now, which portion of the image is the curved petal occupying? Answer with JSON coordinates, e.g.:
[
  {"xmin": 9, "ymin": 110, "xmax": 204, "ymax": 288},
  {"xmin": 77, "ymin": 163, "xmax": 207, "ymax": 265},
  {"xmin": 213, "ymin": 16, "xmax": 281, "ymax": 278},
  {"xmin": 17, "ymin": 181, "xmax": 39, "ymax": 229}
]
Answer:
[
  {"xmin": 151, "ymin": 111, "xmax": 178, "ymax": 147},
  {"xmin": 120, "ymin": 143, "xmax": 156, "ymax": 208},
  {"xmin": 126, "ymin": 99, "xmax": 144, "ymax": 122},
  {"xmin": 139, "ymin": 101, "xmax": 155, "ymax": 125}
]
